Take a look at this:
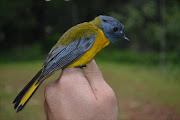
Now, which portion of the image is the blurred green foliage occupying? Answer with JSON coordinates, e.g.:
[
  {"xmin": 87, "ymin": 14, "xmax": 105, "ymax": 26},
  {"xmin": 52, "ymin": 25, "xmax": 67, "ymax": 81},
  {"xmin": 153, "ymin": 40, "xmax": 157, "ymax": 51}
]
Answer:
[{"xmin": 0, "ymin": 0, "xmax": 179, "ymax": 65}]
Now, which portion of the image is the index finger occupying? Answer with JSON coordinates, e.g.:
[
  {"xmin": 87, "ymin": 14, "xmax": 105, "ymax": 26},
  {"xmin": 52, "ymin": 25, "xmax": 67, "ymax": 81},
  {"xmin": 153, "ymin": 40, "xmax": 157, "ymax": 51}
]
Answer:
[{"xmin": 83, "ymin": 60, "xmax": 112, "ymax": 97}]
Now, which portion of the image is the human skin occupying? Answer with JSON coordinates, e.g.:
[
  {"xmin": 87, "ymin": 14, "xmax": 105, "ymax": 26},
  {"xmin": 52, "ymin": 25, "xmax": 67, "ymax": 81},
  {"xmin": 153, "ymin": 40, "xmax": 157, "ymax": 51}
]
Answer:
[{"xmin": 44, "ymin": 60, "xmax": 118, "ymax": 120}]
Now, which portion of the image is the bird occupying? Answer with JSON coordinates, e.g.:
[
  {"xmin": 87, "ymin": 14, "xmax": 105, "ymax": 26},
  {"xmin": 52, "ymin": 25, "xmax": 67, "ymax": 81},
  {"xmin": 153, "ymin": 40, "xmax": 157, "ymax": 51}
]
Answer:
[{"xmin": 13, "ymin": 15, "xmax": 129, "ymax": 112}]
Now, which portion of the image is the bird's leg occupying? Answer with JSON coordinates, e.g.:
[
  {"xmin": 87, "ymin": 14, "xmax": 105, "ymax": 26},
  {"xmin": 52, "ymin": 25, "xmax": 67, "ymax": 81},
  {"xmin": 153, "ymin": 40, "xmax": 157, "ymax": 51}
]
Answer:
[{"xmin": 75, "ymin": 65, "xmax": 87, "ymax": 69}]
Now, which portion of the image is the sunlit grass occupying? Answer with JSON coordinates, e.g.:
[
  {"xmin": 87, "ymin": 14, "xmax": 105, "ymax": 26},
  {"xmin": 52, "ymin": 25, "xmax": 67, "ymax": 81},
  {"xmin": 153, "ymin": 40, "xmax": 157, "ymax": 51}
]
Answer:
[{"xmin": 0, "ymin": 60, "xmax": 180, "ymax": 120}]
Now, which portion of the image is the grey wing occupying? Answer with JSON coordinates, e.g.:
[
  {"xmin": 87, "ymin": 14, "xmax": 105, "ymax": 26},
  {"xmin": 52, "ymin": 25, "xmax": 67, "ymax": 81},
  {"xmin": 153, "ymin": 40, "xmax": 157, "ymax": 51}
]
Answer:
[{"xmin": 39, "ymin": 35, "xmax": 96, "ymax": 82}]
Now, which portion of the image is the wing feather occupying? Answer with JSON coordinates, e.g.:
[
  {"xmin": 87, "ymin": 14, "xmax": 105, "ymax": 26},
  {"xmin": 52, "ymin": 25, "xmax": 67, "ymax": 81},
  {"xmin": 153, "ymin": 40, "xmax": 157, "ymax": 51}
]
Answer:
[{"xmin": 39, "ymin": 34, "xmax": 97, "ymax": 82}]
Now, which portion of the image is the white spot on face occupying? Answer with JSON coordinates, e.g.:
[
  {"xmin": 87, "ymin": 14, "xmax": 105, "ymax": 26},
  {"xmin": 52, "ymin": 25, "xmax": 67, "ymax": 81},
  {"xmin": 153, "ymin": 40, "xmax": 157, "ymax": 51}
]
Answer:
[{"xmin": 120, "ymin": 30, "xmax": 123, "ymax": 34}]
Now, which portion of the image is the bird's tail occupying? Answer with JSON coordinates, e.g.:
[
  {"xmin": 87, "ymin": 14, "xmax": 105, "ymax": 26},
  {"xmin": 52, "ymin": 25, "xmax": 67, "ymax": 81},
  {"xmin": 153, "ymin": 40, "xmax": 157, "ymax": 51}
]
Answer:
[{"xmin": 13, "ymin": 68, "xmax": 44, "ymax": 112}]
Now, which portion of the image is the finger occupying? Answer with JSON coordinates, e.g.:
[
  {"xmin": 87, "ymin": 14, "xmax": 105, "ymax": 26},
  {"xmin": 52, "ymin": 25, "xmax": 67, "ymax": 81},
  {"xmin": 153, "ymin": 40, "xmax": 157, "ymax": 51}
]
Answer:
[
  {"xmin": 84, "ymin": 60, "xmax": 106, "ymax": 86},
  {"xmin": 61, "ymin": 67, "xmax": 85, "ymax": 79},
  {"xmin": 84, "ymin": 60, "xmax": 111, "ymax": 98},
  {"xmin": 57, "ymin": 67, "xmax": 96, "ymax": 99}
]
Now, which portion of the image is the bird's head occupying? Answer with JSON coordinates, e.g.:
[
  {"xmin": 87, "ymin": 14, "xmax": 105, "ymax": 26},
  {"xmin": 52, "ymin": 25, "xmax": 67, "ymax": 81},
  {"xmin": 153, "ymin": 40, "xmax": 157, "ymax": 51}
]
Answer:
[{"xmin": 99, "ymin": 15, "xmax": 129, "ymax": 43}]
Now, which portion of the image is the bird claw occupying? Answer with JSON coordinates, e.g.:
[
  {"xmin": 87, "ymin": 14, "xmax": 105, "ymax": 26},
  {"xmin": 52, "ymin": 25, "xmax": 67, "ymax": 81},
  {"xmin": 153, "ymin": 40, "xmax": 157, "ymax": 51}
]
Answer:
[{"xmin": 75, "ymin": 65, "xmax": 87, "ymax": 69}]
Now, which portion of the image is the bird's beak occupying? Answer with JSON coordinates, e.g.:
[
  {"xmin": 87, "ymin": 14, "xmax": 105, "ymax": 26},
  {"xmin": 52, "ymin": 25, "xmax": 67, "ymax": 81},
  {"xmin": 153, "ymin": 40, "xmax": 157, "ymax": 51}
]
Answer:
[{"xmin": 123, "ymin": 35, "xmax": 130, "ymax": 42}]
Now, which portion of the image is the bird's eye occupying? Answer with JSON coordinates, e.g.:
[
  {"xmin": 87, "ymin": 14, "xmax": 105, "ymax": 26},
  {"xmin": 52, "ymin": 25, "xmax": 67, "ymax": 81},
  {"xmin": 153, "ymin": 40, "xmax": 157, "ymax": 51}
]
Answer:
[
  {"xmin": 103, "ymin": 19, "xmax": 107, "ymax": 22},
  {"xmin": 113, "ymin": 27, "xmax": 119, "ymax": 32}
]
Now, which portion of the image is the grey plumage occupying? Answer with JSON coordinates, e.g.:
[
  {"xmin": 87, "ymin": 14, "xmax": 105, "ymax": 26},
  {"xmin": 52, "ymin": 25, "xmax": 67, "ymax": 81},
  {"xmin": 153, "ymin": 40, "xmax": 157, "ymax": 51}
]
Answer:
[{"xmin": 38, "ymin": 35, "xmax": 96, "ymax": 83}]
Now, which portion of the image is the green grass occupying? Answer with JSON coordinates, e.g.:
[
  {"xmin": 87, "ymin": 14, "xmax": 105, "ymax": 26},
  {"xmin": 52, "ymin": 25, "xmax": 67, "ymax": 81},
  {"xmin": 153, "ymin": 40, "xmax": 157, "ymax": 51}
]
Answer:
[
  {"xmin": 0, "ymin": 61, "xmax": 180, "ymax": 120},
  {"xmin": 101, "ymin": 62, "xmax": 180, "ymax": 105}
]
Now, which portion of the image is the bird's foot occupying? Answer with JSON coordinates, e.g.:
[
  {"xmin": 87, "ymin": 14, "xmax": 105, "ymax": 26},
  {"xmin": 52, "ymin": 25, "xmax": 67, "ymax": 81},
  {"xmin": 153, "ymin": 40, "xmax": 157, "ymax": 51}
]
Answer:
[{"xmin": 75, "ymin": 65, "xmax": 87, "ymax": 69}]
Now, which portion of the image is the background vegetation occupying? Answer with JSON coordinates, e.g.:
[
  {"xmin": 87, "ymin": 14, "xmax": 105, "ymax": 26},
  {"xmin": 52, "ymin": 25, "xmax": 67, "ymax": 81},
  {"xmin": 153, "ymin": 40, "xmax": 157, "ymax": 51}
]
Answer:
[
  {"xmin": 0, "ymin": 0, "xmax": 180, "ymax": 120},
  {"xmin": 0, "ymin": 0, "xmax": 179, "ymax": 65}
]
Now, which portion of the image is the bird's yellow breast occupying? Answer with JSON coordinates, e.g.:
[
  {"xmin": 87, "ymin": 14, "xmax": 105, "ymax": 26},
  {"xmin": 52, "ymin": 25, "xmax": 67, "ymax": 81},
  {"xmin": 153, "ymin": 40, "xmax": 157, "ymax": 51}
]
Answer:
[{"xmin": 67, "ymin": 29, "xmax": 110, "ymax": 67}]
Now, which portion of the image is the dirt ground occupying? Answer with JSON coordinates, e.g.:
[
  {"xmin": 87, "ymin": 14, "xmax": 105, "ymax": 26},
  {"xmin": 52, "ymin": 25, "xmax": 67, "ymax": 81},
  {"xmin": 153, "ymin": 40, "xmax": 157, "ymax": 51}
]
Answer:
[{"xmin": 119, "ymin": 98, "xmax": 180, "ymax": 120}]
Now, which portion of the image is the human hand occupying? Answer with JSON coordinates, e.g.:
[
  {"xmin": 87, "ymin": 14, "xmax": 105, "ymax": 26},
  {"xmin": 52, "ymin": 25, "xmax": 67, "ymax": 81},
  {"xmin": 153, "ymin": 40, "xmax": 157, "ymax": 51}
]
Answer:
[{"xmin": 44, "ymin": 60, "xmax": 118, "ymax": 120}]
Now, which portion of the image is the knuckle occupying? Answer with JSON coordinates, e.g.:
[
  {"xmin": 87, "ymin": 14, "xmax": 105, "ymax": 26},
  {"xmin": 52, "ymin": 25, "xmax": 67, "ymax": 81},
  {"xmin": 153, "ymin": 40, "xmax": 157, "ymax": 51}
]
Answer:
[{"xmin": 103, "ymin": 87, "xmax": 117, "ymax": 103}]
